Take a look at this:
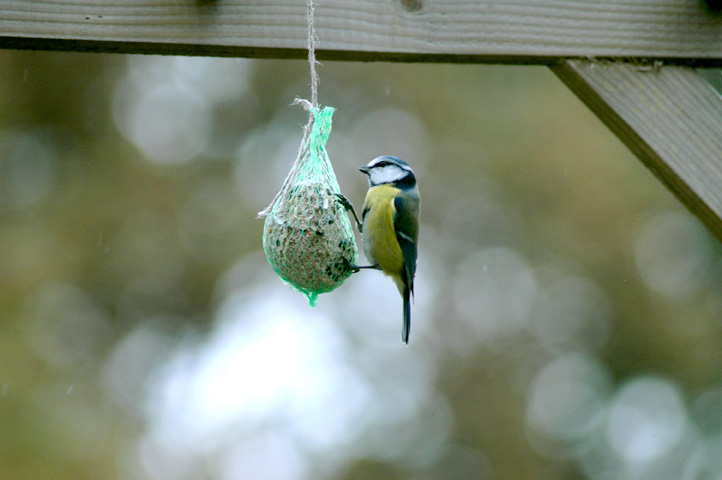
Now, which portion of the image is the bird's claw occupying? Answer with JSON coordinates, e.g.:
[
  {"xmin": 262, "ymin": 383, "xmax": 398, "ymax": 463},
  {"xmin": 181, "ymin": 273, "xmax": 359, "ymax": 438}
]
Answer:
[
  {"xmin": 341, "ymin": 256, "xmax": 361, "ymax": 273},
  {"xmin": 334, "ymin": 193, "xmax": 353, "ymax": 211},
  {"xmin": 334, "ymin": 193, "xmax": 363, "ymax": 232}
]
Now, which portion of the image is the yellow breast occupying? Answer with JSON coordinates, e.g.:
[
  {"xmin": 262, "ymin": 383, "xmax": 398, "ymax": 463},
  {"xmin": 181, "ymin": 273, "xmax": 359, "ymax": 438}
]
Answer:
[{"xmin": 362, "ymin": 184, "xmax": 404, "ymax": 280}]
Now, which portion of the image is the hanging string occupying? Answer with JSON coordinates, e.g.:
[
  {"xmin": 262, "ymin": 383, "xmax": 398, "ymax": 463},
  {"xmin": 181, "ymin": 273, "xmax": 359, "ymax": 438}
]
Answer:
[
  {"xmin": 258, "ymin": 0, "xmax": 321, "ymax": 218},
  {"xmin": 307, "ymin": 0, "xmax": 320, "ymax": 108}
]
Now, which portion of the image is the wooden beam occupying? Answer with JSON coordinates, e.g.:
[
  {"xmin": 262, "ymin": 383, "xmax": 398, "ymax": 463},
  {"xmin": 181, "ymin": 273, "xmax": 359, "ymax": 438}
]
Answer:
[
  {"xmin": 551, "ymin": 59, "xmax": 722, "ymax": 242},
  {"xmin": 2, "ymin": 0, "xmax": 722, "ymax": 63}
]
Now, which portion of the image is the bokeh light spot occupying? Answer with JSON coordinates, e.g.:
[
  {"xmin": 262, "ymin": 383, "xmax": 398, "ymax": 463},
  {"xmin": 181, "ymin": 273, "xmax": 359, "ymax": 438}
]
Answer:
[
  {"xmin": 25, "ymin": 283, "xmax": 113, "ymax": 369},
  {"xmin": 531, "ymin": 272, "xmax": 611, "ymax": 353},
  {"xmin": 452, "ymin": 246, "xmax": 536, "ymax": 346},
  {"xmin": 112, "ymin": 56, "xmax": 253, "ymax": 165},
  {"xmin": 606, "ymin": 376, "xmax": 687, "ymax": 463},
  {"xmin": 113, "ymin": 79, "xmax": 211, "ymax": 165},
  {"xmin": 526, "ymin": 353, "xmax": 612, "ymax": 457},
  {"xmin": 0, "ymin": 128, "xmax": 58, "ymax": 211},
  {"xmin": 691, "ymin": 386, "xmax": 722, "ymax": 436},
  {"xmin": 635, "ymin": 212, "xmax": 712, "ymax": 299},
  {"xmin": 350, "ymin": 107, "xmax": 431, "ymax": 173}
]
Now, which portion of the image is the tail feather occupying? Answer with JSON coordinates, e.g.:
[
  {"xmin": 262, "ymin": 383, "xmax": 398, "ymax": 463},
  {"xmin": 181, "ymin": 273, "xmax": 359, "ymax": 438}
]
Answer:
[{"xmin": 402, "ymin": 287, "xmax": 411, "ymax": 344}]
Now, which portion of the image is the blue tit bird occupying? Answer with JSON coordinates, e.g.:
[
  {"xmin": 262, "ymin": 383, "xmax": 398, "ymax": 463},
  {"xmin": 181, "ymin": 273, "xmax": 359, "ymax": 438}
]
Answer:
[{"xmin": 347, "ymin": 155, "xmax": 420, "ymax": 344}]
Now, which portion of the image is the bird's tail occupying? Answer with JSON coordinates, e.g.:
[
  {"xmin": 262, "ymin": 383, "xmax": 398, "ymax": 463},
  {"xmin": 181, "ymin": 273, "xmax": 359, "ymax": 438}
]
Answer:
[{"xmin": 402, "ymin": 287, "xmax": 411, "ymax": 344}]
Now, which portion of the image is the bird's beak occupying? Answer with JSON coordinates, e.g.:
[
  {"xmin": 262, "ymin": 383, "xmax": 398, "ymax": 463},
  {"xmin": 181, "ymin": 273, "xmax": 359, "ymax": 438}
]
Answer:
[{"xmin": 359, "ymin": 166, "xmax": 370, "ymax": 174}]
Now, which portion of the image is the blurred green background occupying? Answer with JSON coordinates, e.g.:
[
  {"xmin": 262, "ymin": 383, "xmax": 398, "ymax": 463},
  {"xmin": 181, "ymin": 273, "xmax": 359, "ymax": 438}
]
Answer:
[{"xmin": 2, "ymin": 50, "xmax": 722, "ymax": 480}]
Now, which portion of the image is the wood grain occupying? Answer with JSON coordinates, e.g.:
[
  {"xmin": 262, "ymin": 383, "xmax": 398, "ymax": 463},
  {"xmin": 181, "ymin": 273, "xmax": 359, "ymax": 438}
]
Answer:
[
  {"xmin": 2, "ymin": 0, "xmax": 722, "ymax": 63},
  {"xmin": 552, "ymin": 59, "xmax": 722, "ymax": 241}
]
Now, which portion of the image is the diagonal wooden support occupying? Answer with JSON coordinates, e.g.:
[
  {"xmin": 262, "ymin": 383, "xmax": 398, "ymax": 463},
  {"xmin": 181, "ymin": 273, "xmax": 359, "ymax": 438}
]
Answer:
[{"xmin": 551, "ymin": 59, "xmax": 722, "ymax": 242}]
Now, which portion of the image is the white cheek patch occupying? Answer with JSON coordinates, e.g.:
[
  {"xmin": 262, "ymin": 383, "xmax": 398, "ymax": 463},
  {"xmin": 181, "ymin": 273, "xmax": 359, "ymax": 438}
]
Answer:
[{"xmin": 370, "ymin": 165, "xmax": 404, "ymax": 185}]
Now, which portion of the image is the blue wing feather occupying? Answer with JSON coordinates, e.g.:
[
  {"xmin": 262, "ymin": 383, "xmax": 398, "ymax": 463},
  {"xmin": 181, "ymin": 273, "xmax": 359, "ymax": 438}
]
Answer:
[
  {"xmin": 394, "ymin": 195, "xmax": 419, "ymax": 344},
  {"xmin": 394, "ymin": 196, "xmax": 418, "ymax": 291}
]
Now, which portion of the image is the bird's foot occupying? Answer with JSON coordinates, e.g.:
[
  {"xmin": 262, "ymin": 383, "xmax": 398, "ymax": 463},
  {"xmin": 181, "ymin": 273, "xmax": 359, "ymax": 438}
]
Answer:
[{"xmin": 334, "ymin": 193, "xmax": 363, "ymax": 232}]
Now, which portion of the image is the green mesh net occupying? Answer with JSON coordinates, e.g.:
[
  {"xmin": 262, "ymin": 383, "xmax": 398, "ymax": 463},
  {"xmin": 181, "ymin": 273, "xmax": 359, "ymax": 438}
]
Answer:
[{"xmin": 259, "ymin": 102, "xmax": 358, "ymax": 306}]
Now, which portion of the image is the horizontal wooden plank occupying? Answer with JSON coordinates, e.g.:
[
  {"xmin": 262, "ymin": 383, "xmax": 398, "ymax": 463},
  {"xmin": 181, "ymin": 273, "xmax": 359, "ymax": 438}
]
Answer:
[
  {"xmin": 552, "ymin": 59, "xmax": 722, "ymax": 241},
  {"xmin": 2, "ymin": 0, "xmax": 722, "ymax": 63}
]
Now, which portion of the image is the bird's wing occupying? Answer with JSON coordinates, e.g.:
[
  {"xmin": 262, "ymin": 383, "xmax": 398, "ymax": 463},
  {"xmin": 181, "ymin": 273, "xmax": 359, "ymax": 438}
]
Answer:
[{"xmin": 394, "ymin": 195, "xmax": 419, "ymax": 293}]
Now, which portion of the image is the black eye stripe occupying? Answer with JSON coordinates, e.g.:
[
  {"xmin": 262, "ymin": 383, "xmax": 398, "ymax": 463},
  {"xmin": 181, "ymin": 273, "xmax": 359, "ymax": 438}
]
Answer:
[{"xmin": 369, "ymin": 160, "xmax": 412, "ymax": 175}]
